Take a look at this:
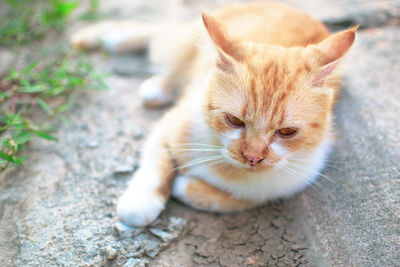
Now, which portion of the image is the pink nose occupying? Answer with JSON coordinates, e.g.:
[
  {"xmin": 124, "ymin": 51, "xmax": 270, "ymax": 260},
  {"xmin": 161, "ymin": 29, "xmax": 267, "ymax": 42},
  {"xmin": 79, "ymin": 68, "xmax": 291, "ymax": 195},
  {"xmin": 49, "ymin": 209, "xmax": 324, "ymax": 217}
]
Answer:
[{"xmin": 242, "ymin": 153, "xmax": 264, "ymax": 166}]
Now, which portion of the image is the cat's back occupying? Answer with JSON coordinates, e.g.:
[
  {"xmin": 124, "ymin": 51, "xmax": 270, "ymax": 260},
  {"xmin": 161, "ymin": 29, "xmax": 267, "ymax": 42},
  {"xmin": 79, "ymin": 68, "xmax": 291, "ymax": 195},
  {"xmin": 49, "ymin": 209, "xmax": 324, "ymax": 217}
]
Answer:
[{"xmin": 213, "ymin": 1, "xmax": 330, "ymax": 47}]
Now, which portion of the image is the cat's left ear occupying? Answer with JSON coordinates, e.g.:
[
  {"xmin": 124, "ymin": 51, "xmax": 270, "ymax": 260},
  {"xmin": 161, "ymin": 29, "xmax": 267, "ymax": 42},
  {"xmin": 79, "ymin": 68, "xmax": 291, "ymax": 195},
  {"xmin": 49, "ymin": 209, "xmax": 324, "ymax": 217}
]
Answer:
[
  {"xmin": 201, "ymin": 9, "xmax": 243, "ymax": 71},
  {"xmin": 309, "ymin": 25, "xmax": 359, "ymax": 86}
]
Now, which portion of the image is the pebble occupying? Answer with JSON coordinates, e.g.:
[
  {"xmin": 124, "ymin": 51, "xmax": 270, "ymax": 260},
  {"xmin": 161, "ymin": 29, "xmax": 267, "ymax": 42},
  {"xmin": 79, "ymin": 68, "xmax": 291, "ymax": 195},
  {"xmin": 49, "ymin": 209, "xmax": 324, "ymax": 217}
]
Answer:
[
  {"xmin": 124, "ymin": 257, "xmax": 149, "ymax": 267},
  {"xmin": 114, "ymin": 221, "xmax": 143, "ymax": 238},
  {"xmin": 114, "ymin": 164, "xmax": 135, "ymax": 174},
  {"xmin": 148, "ymin": 227, "xmax": 173, "ymax": 242},
  {"xmin": 105, "ymin": 245, "xmax": 118, "ymax": 260},
  {"xmin": 132, "ymin": 127, "xmax": 145, "ymax": 140},
  {"xmin": 87, "ymin": 140, "xmax": 99, "ymax": 148}
]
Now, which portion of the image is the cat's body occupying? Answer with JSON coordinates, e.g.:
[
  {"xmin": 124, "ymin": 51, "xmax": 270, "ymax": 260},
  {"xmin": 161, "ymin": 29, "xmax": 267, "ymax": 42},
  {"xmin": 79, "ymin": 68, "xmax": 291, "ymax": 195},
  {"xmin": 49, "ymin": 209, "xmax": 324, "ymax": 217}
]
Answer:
[{"xmin": 72, "ymin": 1, "xmax": 357, "ymax": 226}]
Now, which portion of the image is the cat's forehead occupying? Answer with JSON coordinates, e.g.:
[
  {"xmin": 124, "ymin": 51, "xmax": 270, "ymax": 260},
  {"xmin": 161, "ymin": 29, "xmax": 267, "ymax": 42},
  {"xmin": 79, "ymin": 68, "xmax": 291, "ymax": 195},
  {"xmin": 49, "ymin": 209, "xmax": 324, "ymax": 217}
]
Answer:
[{"xmin": 239, "ymin": 59, "xmax": 311, "ymax": 126}]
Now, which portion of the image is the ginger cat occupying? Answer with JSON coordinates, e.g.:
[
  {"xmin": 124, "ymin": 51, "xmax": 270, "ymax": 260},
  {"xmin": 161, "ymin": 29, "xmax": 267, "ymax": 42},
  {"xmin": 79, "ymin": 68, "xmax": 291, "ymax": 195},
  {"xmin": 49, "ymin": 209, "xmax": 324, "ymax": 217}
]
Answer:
[{"xmin": 72, "ymin": 1, "xmax": 357, "ymax": 226}]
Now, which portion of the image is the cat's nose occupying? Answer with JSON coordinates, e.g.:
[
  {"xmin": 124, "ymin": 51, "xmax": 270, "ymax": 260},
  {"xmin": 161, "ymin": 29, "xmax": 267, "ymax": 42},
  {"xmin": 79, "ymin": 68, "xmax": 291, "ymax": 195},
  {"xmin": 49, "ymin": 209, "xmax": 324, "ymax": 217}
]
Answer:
[{"xmin": 242, "ymin": 153, "xmax": 264, "ymax": 166}]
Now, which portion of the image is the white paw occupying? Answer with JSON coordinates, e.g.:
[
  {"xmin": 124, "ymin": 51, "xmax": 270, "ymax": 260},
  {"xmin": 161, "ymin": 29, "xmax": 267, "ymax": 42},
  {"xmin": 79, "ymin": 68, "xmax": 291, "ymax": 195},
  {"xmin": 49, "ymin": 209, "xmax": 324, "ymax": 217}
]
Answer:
[
  {"xmin": 70, "ymin": 29, "xmax": 99, "ymax": 50},
  {"xmin": 138, "ymin": 76, "xmax": 171, "ymax": 108},
  {"xmin": 116, "ymin": 186, "xmax": 165, "ymax": 227},
  {"xmin": 100, "ymin": 32, "xmax": 126, "ymax": 53}
]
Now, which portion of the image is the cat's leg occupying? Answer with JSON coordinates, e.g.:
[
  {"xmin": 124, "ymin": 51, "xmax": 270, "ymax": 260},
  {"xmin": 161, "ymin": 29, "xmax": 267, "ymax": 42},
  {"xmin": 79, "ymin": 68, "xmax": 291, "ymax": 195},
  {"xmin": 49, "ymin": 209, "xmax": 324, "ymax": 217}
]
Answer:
[
  {"xmin": 171, "ymin": 175, "xmax": 258, "ymax": 212},
  {"xmin": 70, "ymin": 21, "xmax": 159, "ymax": 53},
  {"xmin": 116, "ymin": 126, "xmax": 175, "ymax": 226},
  {"xmin": 137, "ymin": 25, "xmax": 199, "ymax": 108},
  {"xmin": 137, "ymin": 74, "xmax": 176, "ymax": 108}
]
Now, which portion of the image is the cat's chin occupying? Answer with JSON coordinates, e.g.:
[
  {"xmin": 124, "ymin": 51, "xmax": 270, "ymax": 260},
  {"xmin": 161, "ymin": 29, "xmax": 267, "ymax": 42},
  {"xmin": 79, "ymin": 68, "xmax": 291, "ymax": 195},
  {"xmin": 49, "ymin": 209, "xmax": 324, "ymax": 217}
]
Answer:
[{"xmin": 245, "ymin": 164, "xmax": 276, "ymax": 172}]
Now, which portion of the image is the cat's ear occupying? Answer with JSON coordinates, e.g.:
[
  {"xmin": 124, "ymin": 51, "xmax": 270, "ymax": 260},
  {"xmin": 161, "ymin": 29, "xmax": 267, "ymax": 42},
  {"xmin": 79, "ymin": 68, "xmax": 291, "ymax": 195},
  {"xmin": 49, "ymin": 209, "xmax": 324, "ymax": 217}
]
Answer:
[
  {"xmin": 313, "ymin": 25, "xmax": 359, "ymax": 65},
  {"xmin": 309, "ymin": 25, "xmax": 359, "ymax": 86},
  {"xmin": 201, "ymin": 9, "xmax": 242, "ymax": 71}
]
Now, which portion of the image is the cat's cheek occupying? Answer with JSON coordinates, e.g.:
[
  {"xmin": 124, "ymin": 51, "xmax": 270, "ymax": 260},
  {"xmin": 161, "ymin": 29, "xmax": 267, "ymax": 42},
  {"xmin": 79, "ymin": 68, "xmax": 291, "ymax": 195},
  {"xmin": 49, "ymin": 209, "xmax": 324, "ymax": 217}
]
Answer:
[
  {"xmin": 220, "ymin": 128, "xmax": 242, "ymax": 146},
  {"xmin": 270, "ymin": 142, "xmax": 289, "ymax": 156}
]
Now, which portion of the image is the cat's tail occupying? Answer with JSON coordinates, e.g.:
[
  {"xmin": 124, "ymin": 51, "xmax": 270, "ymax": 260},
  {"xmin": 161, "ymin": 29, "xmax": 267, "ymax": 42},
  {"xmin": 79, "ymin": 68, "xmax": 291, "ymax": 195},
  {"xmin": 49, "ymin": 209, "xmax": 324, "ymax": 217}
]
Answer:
[{"xmin": 70, "ymin": 21, "xmax": 160, "ymax": 54}]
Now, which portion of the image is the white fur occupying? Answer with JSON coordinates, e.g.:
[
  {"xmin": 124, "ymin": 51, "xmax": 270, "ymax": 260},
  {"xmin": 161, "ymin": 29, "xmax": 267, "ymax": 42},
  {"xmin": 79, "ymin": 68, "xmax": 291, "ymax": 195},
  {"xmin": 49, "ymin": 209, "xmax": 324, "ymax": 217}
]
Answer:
[
  {"xmin": 117, "ymin": 129, "xmax": 167, "ymax": 226},
  {"xmin": 222, "ymin": 128, "xmax": 242, "ymax": 141},
  {"xmin": 189, "ymin": 133, "xmax": 331, "ymax": 202},
  {"xmin": 171, "ymin": 175, "xmax": 192, "ymax": 205},
  {"xmin": 137, "ymin": 75, "xmax": 170, "ymax": 107},
  {"xmin": 116, "ymin": 167, "xmax": 165, "ymax": 226},
  {"xmin": 181, "ymin": 80, "xmax": 333, "ymax": 203},
  {"xmin": 101, "ymin": 32, "xmax": 126, "ymax": 53},
  {"xmin": 118, "ymin": 67, "xmax": 332, "ymax": 224}
]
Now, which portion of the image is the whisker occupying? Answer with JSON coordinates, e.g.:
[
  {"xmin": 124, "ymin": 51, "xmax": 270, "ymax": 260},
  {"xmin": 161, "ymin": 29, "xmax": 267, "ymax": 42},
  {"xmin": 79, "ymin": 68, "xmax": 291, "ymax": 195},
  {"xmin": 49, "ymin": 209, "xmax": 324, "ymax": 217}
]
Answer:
[
  {"xmin": 174, "ymin": 155, "xmax": 224, "ymax": 171},
  {"xmin": 188, "ymin": 158, "xmax": 228, "ymax": 174},
  {"xmin": 289, "ymin": 157, "xmax": 354, "ymax": 164},
  {"xmin": 173, "ymin": 143, "xmax": 223, "ymax": 149},
  {"xmin": 168, "ymin": 148, "xmax": 222, "ymax": 155},
  {"xmin": 284, "ymin": 165, "xmax": 335, "ymax": 201},
  {"xmin": 289, "ymin": 162, "xmax": 343, "ymax": 185},
  {"xmin": 281, "ymin": 167, "xmax": 321, "ymax": 193}
]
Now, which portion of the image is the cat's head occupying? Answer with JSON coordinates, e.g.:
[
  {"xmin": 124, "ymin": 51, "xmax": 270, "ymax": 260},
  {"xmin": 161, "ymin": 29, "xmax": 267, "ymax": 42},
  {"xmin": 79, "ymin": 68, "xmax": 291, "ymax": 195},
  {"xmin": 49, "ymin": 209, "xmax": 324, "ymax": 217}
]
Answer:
[{"xmin": 201, "ymin": 10, "xmax": 357, "ymax": 171}]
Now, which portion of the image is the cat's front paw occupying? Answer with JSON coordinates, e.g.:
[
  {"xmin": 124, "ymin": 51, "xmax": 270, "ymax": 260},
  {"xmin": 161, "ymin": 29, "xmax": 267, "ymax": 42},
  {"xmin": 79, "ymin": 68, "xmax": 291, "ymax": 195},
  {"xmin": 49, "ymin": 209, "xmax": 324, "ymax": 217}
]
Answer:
[
  {"xmin": 116, "ymin": 186, "xmax": 165, "ymax": 227},
  {"xmin": 138, "ymin": 76, "xmax": 172, "ymax": 108}
]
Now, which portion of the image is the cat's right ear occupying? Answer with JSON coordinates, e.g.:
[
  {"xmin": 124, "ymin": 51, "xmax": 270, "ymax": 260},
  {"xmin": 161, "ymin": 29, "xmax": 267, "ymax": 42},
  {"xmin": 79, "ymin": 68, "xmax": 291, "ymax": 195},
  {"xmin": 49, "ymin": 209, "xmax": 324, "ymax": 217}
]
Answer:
[
  {"xmin": 313, "ymin": 25, "xmax": 359, "ymax": 65},
  {"xmin": 201, "ymin": 9, "xmax": 242, "ymax": 71},
  {"xmin": 308, "ymin": 25, "xmax": 358, "ymax": 86}
]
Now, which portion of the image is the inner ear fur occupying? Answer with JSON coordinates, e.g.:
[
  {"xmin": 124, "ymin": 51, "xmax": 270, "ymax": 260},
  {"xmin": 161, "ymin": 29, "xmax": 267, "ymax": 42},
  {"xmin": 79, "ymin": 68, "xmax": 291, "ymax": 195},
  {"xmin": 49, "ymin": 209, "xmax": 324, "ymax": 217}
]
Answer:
[
  {"xmin": 313, "ymin": 25, "xmax": 359, "ymax": 65},
  {"xmin": 201, "ymin": 9, "xmax": 243, "ymax": 62},
  {"xmin": 308, "ymin": 25, "xmax": 359, "ymax": 86}
]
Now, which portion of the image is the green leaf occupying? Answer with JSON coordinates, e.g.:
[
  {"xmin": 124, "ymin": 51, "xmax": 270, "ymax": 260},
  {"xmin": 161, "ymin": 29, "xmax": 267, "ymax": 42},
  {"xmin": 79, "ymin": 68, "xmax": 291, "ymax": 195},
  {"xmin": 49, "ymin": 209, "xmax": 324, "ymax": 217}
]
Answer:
[
  {"xmin": 19, "ymin": 85, "xmax": 44, "ymax": 93},
  {"xmin": 36, "ymin": 97, "xmax": 53, "ymax": 115},
  {"xmin": 24, "ymin": 62, "xmax": 38, "ymax": 73},
  {"xmin": 57, "ymin": 102, "xmax": 70, "ymax": 113},
  {"xmin": 12, "ymin": 123, "xmax": 28, "ymax": 130},
  {"xmin": 0, "ymin": 152, "xmax": 13, "ymax": 162},
  {"xmin": 59, "ymin": 115, "xmax": 70, "ymax": 124},
  {"xmin": 13, "ymin": 155, "xmax": 26, "ymax": 166},
  {"xmin": 5, "ymin": 68, "xmax": 19, "ymax": 80},
  {"xmin": 34, "ymin": 131, "xmax": 58, "ymax": 141},
  {"xmin": 56, "ymin": 1, "xmax": 79, "ymax": 17},
  {"xmin": 15, "ymin": 132, "xmax": 33, "ymax": 144},
  {"xmin": 0, "ymin": 92, "xmax": 9, "ymax": 99},
  {"xmin": 20, "ymin": 78, "xmax": 30, "ymax": 87}
]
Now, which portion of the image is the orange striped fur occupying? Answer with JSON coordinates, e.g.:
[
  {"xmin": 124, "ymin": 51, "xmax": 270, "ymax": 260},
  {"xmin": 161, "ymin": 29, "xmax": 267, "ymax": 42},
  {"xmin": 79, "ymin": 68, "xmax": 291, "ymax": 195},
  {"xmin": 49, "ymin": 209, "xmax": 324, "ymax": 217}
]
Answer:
[{"xmin": 72, "ymin": 2, "xmax": 358, "ymax": 226}]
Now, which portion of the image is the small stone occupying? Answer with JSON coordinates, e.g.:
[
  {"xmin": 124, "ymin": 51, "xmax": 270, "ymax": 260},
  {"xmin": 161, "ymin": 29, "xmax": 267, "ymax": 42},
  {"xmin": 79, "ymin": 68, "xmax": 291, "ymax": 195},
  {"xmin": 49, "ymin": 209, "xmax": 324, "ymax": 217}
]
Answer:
[
  {"xmin": 114, "ymin": 221, "xmax": 143, "ymax": 238},
  {"xmin": 124, "ymin": 257, "xmax": 149, "ymax": 267},
  {"xmin": 87, "ymin": 140, "xmax": 99, "ymax": 148},
  {"xmin": 104, "ymin": 245, "xmax": 118, "ymax": 260},
  {"xmin": 132, "ymin": 127, "xmax": 145, "ymax": 140},
  {"xmin": 143, "ymin": 241, "xmax": 160, "ymax": 258},
  {"xmin": 148, "ymin": 227, "xmax": 173, "ymax": 242},
  {"xmin": 114, "ymin": 164, "xmax": 135, "ymax": 174},
  {"xmin": 271, "ymin": 218, "xmax": 283, "ymax": 228}
]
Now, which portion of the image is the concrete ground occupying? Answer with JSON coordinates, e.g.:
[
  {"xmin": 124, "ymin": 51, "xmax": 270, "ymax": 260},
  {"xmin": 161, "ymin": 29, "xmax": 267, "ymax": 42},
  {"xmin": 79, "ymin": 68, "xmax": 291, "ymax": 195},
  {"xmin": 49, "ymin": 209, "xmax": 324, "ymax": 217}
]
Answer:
[{"xmin": 0, "ymin": 0, "xmax": 399, "ymax": 266}]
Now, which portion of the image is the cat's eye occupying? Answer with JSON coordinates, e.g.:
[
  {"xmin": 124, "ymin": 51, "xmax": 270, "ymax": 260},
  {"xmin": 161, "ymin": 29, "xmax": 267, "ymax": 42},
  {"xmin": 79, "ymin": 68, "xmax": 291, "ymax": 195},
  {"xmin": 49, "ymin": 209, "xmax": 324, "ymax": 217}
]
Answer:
[
  {"xmin": 276, "ymin": 127, "xmax": 297, "ymax": 138},
  {"xmin": 225, "ymin": 113, "xmax": 245, "ymax": 128}
]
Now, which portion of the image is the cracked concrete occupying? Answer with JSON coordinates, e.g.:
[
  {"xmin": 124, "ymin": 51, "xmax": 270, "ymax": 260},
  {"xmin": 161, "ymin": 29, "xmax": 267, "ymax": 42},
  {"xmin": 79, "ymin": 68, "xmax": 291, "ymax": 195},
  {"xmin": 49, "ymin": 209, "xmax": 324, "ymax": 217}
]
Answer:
[{"xmin": 1, "ymin": 0, "xmax": 399, "ymax": 266}]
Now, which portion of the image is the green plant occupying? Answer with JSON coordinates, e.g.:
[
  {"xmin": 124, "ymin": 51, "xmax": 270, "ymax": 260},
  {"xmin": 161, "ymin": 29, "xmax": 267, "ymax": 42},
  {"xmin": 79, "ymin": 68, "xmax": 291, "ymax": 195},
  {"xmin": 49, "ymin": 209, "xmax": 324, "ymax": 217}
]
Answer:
[
  {"xmin": 0, "ymin": 0, "xmax": 79, "ymax": 46},
  {"xmin": 80, "ymin": 0, "xmax": 102, "ymax": 20},
  {"xmin": 0, "ymin": 51, "xmax": 106, "ymax": 173}
]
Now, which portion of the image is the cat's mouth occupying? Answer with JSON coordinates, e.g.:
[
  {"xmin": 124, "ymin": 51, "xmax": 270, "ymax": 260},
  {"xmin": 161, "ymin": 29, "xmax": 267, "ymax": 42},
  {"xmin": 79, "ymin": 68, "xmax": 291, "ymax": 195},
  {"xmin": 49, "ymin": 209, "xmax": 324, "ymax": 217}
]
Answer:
[{"xmin": 224, "ymin": 152, "xmax": 277, "ymax": 172}]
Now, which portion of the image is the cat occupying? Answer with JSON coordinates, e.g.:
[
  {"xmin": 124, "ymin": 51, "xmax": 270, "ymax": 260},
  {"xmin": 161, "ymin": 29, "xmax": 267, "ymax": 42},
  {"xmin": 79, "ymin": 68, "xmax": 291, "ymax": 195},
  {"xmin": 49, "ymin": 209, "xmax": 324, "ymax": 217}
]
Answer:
[{"xmin": 71, "ymin": 1, "xmax": 358, "ymax": 226}]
